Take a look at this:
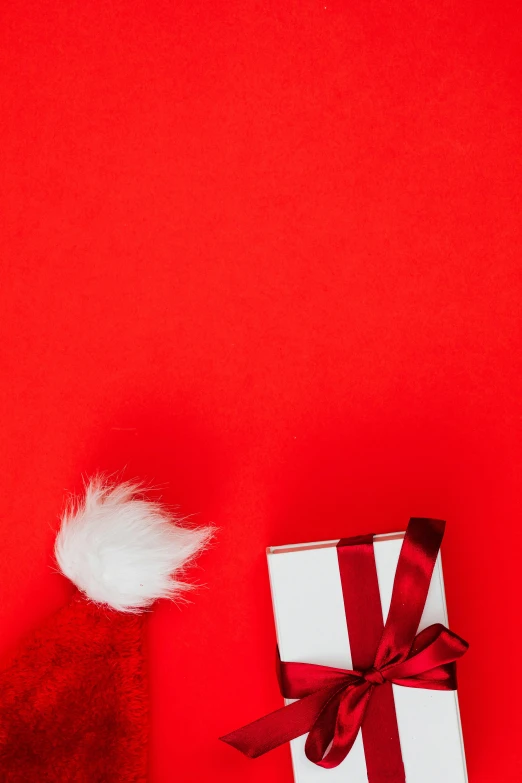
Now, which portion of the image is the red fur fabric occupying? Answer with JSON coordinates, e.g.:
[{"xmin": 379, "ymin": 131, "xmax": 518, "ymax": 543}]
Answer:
[{"xmin": 0, "ymin": 595, "xmax": 148, "ymax": 782}]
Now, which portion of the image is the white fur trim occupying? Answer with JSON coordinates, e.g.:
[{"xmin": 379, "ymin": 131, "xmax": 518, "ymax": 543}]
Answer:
[{"xmin": 55, "ymin": 478, "xmax": 212, "ymax": 612}]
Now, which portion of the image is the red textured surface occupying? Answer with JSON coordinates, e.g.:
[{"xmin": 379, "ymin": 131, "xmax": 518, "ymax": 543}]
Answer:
[
  {"xmin": 0, "ymin": 596, "xmax": 147, "ymax": 782},
  {"xmin": 0, "ymin": 2, "xmax": 520, "ymax": 781}
]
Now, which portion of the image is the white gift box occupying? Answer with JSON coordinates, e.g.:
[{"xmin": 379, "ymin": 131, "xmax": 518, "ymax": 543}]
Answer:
[{"xmin": 267, "ymin": 532, "xmax": 468, "ymax": 783}]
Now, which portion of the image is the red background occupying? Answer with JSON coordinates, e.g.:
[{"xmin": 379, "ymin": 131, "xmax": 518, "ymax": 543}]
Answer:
[{"xmin": 1, "ymin": 2, "xmax": 521, "ymax": 781}]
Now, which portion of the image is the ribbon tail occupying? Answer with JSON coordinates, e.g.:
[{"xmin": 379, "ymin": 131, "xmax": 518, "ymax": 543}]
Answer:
[{"xmin": 219, "ymin": 686, "xmax": 336, "ymax": 759}]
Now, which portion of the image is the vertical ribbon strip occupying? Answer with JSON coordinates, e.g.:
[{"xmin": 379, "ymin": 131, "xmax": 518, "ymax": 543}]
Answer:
[
  {"xmin": 337, "ymin": 535, "xmax": 404, "ymax": 782},
  {"xmin": 220, "ymin": 519, "xmax": 468, "ymax": 781}
]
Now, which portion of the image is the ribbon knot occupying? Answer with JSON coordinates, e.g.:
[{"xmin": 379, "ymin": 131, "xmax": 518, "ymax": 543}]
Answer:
[
  {"xmin": 362, "ymin": 667, "xmax": 385, "ymax": 685},
  {"xmin": 220, "ymin": 518, "xmax": 469, "ymax": 781}
]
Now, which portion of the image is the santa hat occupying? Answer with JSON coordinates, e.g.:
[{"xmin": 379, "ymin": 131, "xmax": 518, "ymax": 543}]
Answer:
[{"xmin": 0, "ymin": 478, "xmax": 212, "ymax": 783}]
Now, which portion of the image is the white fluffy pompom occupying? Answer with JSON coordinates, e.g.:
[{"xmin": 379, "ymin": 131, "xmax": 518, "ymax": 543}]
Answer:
[{"xmin": 55, "ymin": 478, "xmax": 213, "ymax": 612}]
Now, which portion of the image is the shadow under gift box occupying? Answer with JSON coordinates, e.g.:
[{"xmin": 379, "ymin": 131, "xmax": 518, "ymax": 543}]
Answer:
[{"xmin": 267, "ymin": 533, "xmax": 468, "ymax": 783}]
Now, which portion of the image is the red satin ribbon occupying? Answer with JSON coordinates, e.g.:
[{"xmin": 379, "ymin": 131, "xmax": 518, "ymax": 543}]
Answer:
[
  {"xmin": 337, "ymin": 533, "xmax": 404, "ymax": 780},
  {"xmin": 220, "ymin": 518, "xmax": 468, "ymax": 781}
]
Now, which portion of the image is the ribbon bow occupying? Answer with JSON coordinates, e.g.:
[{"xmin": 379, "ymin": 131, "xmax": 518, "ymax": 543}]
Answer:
[{"xmin": 220, "ymin": 519, "xmax": 468, "ymax": 780}]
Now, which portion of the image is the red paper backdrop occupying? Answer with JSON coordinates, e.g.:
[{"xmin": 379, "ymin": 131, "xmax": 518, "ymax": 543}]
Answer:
[{"xmin": 1, "ymin": 2, "xmax": 521, "ymax": 781}]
